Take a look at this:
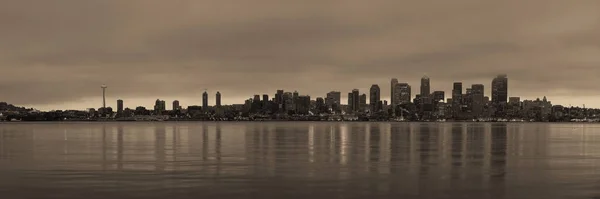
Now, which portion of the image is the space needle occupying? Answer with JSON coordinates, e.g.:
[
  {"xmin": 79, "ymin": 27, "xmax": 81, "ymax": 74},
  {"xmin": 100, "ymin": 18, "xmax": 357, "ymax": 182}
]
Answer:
[{"xmin": 101, "ymin": 84, "xmax": 107, "ymax": 109}]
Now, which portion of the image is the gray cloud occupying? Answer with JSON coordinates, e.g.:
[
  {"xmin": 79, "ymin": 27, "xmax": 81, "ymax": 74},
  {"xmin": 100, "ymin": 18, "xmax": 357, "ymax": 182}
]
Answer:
[{"xmin": 1, "ymin": 0, "xmax": 600, "ymax": 109}]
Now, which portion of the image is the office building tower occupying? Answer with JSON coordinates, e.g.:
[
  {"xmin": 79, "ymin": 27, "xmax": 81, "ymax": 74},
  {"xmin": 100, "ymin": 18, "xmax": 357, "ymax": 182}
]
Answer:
[
  {"xmin": 117, "ymin": 99, "xmax": 124, "ymax": 113},
  {"xmin": 347, "ymin": 92, "xmax": 354, "ymax": 113},
  {"xmin": 492, "ymin": 74, "xmax": 508, "ymax": 104},
  {"xmin": 360, "ymin": 94, "xmax": 367, "ymax": 111},
  {"xmin": 370, "ymin": 84, "xmax": 381, "ymax": 112},
  {"xmin": 154, "ymin": 99, "xmax": 166, "ymax": 113},
  {"xmin": 214, "ymin": 92, "xmax": 221, "ymax": 107},
  {"xmin": 172, "ymin": 100, "xmax": 180, "ymax": 111},
  {"xmin": 395, "ymin": 83, "xmax": 411, "ymax": 104},
  {"xmin": 202, "ymin": 91, "xmax": 209, "ymax": 111},
  {"xmin": 352, "ymin": 89, "xmax": 360, "ymax": 112},
  {"xmin": 452, "ymin": 82, "xmax": 463, "ymax": 117},
  {"xmin": 391, "ymin": 78, "xmax": 398, "ymax": 109},
  {"xmin": 276, "ymin": 90, "xmax": 284, "ymax": 111},
  {"xmin": 283, "ymin": 92, "xmax": 294, "ymax": 112},
  {"xmin": 420, "ymin": 76, "xmax": 430, "ymax": 96},
  {"xmin": 315, "ymin": 97, "xmax": 326, "ymax": 114},
  {"xmin": 471, "ymin": 84, "xmax": 485, "ymax": 117},
  {"xmin": 296, "ymin": 95, "xmax": 311, "ymax": 115},
  {"xmin": 326, "ymin": 91, "xmax": 341, "ymax": 110}
]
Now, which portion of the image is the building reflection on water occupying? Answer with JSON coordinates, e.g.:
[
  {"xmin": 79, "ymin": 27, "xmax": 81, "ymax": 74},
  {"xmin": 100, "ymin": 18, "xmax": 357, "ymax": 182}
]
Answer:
[{"xmin": 5, "ymin": 122, "xmax": 600, "ymax": 197}]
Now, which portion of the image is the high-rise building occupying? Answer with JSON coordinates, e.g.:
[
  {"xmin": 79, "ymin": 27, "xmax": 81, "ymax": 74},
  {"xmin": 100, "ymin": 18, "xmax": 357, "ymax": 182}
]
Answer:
[
  {"xmin": 471, "ymin": 84, "xmax": 485, "ymax": 117},
  {"xmin": 492, "ymin": 74, "xmax": 508, "ymax": 104},
  {"xmin": 391, "ymin": 78, "xmax": 398, "ymax": 109},
  {"xmin": 283, "ymin": 92, "xmax": 294, "ymax": 112},
  {"xmin": 452, "ymin": 82, "xmax": 463, "ymax": 117},
  {"xmin": 172, "ymin": 100, "xmax": 180, "ymax": 111},
  {"xmin": 395, "ymin": 83, "xmax": 411, "ymax": 104},
  {"xmin": 154, "ymin": 99, "xmax": 166, "ymax": 113},
  {"xmin": 117, "ymin": 99, "xmax": 124, "ymax": 113},
  {"xmin": 276, "ymin": 90, "xmax": 284, "ymax": 111},
  {"xmin": 352, "ymin": 89, "xmax": 360, "ymax": 112},
  {"xmin": 326, "ymin": 91, "xmax": 341, "ymax": 111},
  {"xmin": 216, "ymin": 92, "xmax": 222, "ymax": 107},
  {"xmin": 202, "ymin": 91, "xmax": 209, "ymax": 111},
  {"xmin": 420, "ymin": 76, "xmax": 430, "ymax": 96},
  {"xmin": 360, "ymin": 94, "xmax": 367, "ymax": 111},
  {"xmin": 369, "ymin": 84, "xmax": 381, "ymax": 112},
  {"xmin": 315, "ymin": 97, "xmax": 327, "ymax": 114},
  {"xmin": 296, "ymin": 95, "xmax": 311, "ymax": 115},
  {"xmin": 347, "ymin": 92, "xmax": 354, "ymax": 113}
]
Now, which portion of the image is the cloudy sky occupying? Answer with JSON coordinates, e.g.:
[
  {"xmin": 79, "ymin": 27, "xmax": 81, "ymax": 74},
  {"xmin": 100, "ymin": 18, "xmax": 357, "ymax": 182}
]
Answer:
[{"xmin": 1, "ymin": 0, "xmax": 600, "ymax": 110}]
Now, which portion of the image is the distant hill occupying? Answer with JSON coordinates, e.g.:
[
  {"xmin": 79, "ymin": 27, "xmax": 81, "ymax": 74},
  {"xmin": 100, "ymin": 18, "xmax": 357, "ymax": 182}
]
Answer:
[{"xmin": 0, "ymin": 102, "xmax": 33, "ymax": 112}]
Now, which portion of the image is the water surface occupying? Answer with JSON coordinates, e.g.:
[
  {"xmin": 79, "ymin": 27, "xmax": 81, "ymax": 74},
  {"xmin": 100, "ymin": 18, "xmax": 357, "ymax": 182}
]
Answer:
[{"xmin": 1, "ymin": 122, "xmax": 600, "ymax": 199}]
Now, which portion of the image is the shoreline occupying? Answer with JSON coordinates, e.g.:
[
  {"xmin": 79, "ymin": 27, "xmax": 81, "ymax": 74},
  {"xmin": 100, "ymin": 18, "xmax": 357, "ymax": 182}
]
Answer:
[{"xmin": 0, "ymin": 120, "xmax": 597, "ymax": 123}]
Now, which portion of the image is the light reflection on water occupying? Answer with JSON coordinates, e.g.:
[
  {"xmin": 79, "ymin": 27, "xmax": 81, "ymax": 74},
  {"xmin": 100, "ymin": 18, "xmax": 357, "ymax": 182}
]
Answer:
[{"xmin": 1, "ymin": 122, "xmax": 600, "ymax": 199}]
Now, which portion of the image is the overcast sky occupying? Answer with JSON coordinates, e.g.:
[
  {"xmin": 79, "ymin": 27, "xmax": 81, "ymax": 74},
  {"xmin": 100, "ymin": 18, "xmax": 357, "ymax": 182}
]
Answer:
[{"xmin": 1, "ymin": 0, "xmax": 600, "ymax": 110}]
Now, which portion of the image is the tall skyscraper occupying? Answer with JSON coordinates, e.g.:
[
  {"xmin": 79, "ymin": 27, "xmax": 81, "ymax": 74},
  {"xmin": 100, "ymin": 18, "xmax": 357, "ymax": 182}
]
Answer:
[
  {"xmin": 347, "ymin": 92, "xmax": 354, "ymax": 113},
  {"xmin": 326, "ymin": 91, "xmax": 341, "ymax": 110},
  {"xmin": 452, "ymin": 82, "xmax": 463, "ymax": 117},
  {"xmin": 352, "ymin": 89, "xmax": 360, "ymax": 112},
  {"xmin": 360, "ymin": 94, "xmax": 367, "ymax": 111},
  {"xmin": 216, "ymin": 92, "xmax": 222, "ymax": 107},
  {"xmin": 117, "ymin": 99, "xmax": 123, "ymax": 113},
  {"xmin": 420, "ymin": 76, "xmax": 430, "ymax": 96},
  {"xmin": 297, "ymin": 95, "xmax": 311, "ymax": 115},
  {"xmin": 202, "ymin": 91, "xmax": 209, "ymax": 111},
  {"xmin": 395, "ymin": 83, "xmax": 411, "ymax": 104},
  {"xmin": 154, "ymin": 99, "xmax": 166, "ymax": 113},
  {"xmin": 471, "ymin": 84, "xmax": 484, "ymax": 117},
  {"xmin": 172, "ymin": 100, "xmax": 180, "ymax": 111},
  {"xmin": 276, "ymin": 90, "xmax": 284, "ymax": 111},
  {"xmin": 492, "ymin": 74, "xmax": 508, "ymax": 104},
  {"xmin": 369, "ymin": 84, "xmax": 381, "ymax": 112},
  {"xmin": 101, "ymin": 84, "xmax": 107, "ymax": 109},
  {"xmin": 391, "ymin": 78, "xmax": 398, "ymax": 109}
]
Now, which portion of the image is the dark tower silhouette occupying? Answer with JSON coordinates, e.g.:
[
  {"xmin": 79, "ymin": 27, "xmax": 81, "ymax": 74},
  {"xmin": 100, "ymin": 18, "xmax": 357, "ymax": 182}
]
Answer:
[
  {"xmin": 370, "ymin": 84, "xmax": 381, "ymax": 112},
  {"xmin": 202, "ymin": 91, "xmax": 209, "ymax": 111},
  {"xmin": 492, "ymin": 74, "xmax": 508, "ymax": 104}
]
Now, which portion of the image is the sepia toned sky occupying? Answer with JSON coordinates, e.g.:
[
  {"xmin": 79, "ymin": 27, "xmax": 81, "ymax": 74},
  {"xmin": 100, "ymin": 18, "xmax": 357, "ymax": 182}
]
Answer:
[{"xmin": 1, "ymin": 0, "xmax": 600, "ymax": 110}]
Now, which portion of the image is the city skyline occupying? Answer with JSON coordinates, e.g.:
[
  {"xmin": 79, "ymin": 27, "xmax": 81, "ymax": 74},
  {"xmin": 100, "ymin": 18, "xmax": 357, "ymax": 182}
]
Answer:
[
  {"xmin": 7, "ymin": 74, "xmax": 599, "ymax": 111},
  {"xmin": 2, "ymin": 1, "xmax": 600, "ymax": 110}
]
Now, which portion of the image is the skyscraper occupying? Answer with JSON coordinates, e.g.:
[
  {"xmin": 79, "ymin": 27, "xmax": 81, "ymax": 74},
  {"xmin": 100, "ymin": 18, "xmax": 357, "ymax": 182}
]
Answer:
[
  {"xmin": 420, "ymin": 76, "xmax": 430, "ymax": 96},
  {"xmin": 172, "ymin": 100, "xmax": 180, "ymax": 111},
  {"xmin": 360, "ymin": 94, "xmax": 367, "ymax": 111},
  {"xmin": 471, "ymin": 84, "xmax": 484, "ymax": 117},
  {"xmin": 352, "ymin": 89, "xmax": 360, "ymax": 112},
  {"xmin": 202, "ymin": 91, "xmax": 209, "ymax": 111},
  {"xmin": 297, "ymin": 95, "xmax": 311, "ymax": 115},
  {"xmin": 391, "ymin": 78, "xmax": 398, "ymax": 109},
  {"xmin": 347, "ymin": 92, "xmax": 354, "ymax": 113},
  {"xmin": 326, "ymin": 91, "xmax": 341, "ymax": 111},
  {"xmin": 216, "ymin": 92, "xmax": 222, "ymax": 107},
  {"xmin": 395, "ymin": 83, "xmax": 411, "ymax": 104},
  {"xmin": 154, "ymin": 99, "xmax": 166, "ymax": 114},
  {"xmin": 117, "ymin": 99, "xmax": 123, "ymax": 113},
  {"xmin": 452, "ymin": 82, "xmax": 463, "ymax": 117},
  {"xmin": 276, "ymin": 90, "xmax": 284, "ymax": 111},
  {"xmin": 369, "ymin": 84, "xmax": 381, "ymax": 112},
  {"xmin": 492, "ymin": 74, "xmax": 508, "ymax": 104}
]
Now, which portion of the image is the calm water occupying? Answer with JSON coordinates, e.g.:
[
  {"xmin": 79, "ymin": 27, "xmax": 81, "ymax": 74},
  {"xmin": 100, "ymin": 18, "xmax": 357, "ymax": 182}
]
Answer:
[{"xmin": 1, "ymin": 122, "xmax": 600, "ymax": 199}]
